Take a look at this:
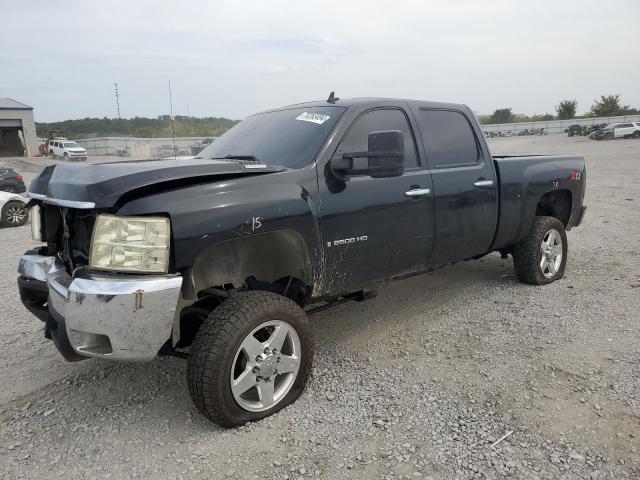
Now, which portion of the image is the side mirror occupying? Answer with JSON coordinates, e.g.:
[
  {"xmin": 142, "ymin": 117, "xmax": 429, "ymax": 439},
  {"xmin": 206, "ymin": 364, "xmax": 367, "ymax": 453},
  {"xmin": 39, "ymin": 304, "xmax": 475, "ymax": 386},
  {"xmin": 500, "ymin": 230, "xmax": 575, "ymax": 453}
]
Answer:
[{"xmin": 331, "ymin": 130, "xmax": 405, "ymax": 179}]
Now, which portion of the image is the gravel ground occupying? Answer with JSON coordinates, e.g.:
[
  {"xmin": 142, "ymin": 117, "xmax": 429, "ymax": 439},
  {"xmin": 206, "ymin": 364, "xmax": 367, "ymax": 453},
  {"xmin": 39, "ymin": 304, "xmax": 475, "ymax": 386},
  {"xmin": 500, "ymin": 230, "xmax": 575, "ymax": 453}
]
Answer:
[{"xmin": 1, "ymin": 135, "xmax": 639, "ymax": 479}]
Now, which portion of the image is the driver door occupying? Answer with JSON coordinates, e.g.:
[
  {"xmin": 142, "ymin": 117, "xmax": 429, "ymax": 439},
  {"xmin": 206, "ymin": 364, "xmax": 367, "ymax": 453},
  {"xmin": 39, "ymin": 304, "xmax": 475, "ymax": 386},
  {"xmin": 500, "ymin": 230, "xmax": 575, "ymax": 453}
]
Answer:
[{"xmin": 317, "ymin": 107, "xmax": 434, "ymax": 295}]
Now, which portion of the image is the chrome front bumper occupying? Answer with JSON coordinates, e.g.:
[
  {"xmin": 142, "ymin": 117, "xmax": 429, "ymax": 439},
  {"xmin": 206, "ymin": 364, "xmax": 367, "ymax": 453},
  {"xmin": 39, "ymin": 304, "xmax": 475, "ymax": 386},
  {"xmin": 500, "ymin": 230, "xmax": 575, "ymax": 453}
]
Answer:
[{"xmin": 18, "ymin": 254, "xmax": 183, "ymax": 361}]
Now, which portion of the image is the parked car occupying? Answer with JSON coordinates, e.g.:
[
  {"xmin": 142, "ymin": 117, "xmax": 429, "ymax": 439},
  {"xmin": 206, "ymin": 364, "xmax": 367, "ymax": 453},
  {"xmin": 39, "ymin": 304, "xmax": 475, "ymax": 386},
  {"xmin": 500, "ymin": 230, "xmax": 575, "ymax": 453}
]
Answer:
[
  {"xmin": 0, "ymin": 166, "xmax": 26, "ymax": 193},
  {"xmin": 567, "ymin": 124, "xmax": 585, "ymax": 137},
  {"xmin": 589, "ymin": 128, "xmax": 608, "ymax": 141},
  {"xmin": 0, "ymin": 191, "xmax": 28, "ymax": 227},
  {"xmin": 20, "ymin": 96, "xmax": 586, "ymax": 428},
  {"xmin": 588, "ymin": 124, "xmax": 611, "ymax": 140},
  {"xmin": 605, "ymin": 122, "xmax": 640, "ymax": 139},
  {"xmin": 48, "ymin": 140, "xmax": 88, "ymax": 161}
]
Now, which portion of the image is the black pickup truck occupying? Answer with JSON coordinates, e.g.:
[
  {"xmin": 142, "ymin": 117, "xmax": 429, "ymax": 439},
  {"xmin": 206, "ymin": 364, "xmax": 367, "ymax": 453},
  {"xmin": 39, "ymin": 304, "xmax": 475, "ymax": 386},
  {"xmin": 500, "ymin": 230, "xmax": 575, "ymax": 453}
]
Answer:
[{"xmin": 19, "ymin": 96, "xmax": 586, "ymax": 427}]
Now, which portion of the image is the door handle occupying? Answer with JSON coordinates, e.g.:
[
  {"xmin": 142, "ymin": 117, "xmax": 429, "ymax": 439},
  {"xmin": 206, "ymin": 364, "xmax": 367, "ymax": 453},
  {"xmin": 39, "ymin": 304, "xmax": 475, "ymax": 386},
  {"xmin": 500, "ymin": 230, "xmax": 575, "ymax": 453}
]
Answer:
[
  {"xmin": 473, "ymin": 180, "xmax": 494, "ymax": 188},
  {"xmin": 404, "ymin": 188, "xmax": 431, "ymax": 197}
]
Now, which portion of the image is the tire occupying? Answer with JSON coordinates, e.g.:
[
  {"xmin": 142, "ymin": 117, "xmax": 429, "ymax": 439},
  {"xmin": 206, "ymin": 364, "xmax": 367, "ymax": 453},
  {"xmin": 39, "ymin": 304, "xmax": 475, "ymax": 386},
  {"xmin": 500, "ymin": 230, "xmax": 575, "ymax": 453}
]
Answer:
[
  {"xmin": 1, "ymin": 201, "xmax": 29, "ymax": 227},
  {"xmin": 633, "ymin": 131, "xmax": 640, "ymax": 139},
  {"xmin": 49, "ymin": 150, "xmax": 54, "ymax": 157},
  {"xmin": 1, "ymin": 185, "xmax": 17, "ymax": 193},
  {"xmin": 63, "ymin": 153, "xmax": 69, "ymax": 161},
  {"xmin": 187, "ymin": 291, "xmax": 314, "ymax": 428},
  {"xmin": 512, "ymin": 216, "xmax": 567, "ymax": 285}
]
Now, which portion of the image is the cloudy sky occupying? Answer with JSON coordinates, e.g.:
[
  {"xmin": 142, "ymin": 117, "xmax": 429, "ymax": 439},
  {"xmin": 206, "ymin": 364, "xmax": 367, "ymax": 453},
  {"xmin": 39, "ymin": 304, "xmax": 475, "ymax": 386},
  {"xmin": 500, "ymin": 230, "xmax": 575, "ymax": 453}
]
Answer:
[{"xmin": 2, "ymin": 0, "xmax": 639, "ymax": 122}]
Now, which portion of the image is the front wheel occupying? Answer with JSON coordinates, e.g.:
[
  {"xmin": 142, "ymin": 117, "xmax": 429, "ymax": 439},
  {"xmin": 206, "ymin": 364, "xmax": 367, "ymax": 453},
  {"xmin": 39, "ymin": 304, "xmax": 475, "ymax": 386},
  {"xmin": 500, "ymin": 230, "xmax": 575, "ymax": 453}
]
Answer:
[
  {"xmin": 633, "ymin": 131, "xmax": 640, "ymax": 139},
  {"xmin": 512, "ymin": 216, "xmax": 568, "ymax": 285},
  {"xmin": 187, "ymin": 291, "xmax": 314, "ymax": 428},
  {"xmin": 63, "ymin": 153, "xmax": 69, "ymax": 161}
]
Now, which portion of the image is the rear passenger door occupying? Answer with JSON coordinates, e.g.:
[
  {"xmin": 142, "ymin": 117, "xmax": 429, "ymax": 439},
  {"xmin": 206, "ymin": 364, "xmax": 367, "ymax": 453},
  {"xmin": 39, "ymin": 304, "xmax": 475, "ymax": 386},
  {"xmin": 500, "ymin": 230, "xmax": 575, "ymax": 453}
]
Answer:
[{"xmin": 412, "ymin": 108, "xmax": 498, "ymax": 267}]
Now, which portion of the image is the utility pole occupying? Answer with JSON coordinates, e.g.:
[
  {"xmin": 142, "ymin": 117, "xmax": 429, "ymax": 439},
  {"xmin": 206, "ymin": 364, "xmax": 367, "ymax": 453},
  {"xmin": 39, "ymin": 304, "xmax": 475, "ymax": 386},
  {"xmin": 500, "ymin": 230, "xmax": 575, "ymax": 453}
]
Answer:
[
  {"xmin": 114, "ymin": 83, "xmax": 121, "ymax": 119},
  {"xmin": 169, "ymin": 80, "xmax": 176, "ymax": 160}
]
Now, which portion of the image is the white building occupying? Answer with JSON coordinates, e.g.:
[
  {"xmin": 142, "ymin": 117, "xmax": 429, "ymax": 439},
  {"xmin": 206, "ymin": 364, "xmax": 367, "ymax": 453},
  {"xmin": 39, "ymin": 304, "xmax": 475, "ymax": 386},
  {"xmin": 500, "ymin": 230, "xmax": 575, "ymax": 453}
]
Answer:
[{"xmin": 0, "ymin": 98, "xmax": 39, "ymax": 157}]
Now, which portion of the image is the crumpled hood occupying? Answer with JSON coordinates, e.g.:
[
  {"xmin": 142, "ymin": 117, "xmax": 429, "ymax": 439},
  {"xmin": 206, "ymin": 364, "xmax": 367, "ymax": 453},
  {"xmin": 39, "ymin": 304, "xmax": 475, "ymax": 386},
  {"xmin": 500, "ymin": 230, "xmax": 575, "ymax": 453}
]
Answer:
[{"xmin": 29, "ymin": 158, "xmax": 283, "ymax": 209}]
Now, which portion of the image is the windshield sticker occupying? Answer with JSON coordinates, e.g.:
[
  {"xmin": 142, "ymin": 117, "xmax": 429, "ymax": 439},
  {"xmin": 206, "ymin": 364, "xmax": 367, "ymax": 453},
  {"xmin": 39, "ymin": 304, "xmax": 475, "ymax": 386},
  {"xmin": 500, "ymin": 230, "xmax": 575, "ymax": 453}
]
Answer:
[{"xmin": 296, "ymin": 112, "xmax": 331, "ymax": 125}]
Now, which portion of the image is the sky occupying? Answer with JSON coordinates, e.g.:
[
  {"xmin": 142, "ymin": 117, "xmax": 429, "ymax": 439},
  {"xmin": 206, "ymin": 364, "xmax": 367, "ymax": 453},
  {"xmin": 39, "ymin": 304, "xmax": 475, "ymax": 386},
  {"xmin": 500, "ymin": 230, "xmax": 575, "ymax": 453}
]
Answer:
[{"xmin": 1, "ymin": 0, "xmax": 639, "ymax": 122}]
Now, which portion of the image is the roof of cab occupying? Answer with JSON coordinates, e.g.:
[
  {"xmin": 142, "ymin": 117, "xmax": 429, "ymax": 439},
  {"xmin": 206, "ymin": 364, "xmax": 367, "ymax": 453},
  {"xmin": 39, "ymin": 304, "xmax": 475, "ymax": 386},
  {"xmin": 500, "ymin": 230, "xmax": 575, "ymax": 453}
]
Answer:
[{"xmin": 256, "ymin": 97, "xmax": 470, "ymax": 115}]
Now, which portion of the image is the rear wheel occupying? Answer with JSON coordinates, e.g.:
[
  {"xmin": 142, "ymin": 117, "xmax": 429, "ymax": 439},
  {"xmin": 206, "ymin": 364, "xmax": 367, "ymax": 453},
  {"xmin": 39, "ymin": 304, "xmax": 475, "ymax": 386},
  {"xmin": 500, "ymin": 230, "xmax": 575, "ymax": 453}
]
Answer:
[
  {"xmin": 187, "ymin": 291, "xmax": 314, "ymax": 428},
  {"xmin": 512, "ymin": 216, "xmax": 567, "ymax": 285},
  {"xmin": 1, "ymin": 201, "xmax": 28, "ymax": 227},
  {"xmin": 1, "ymin": 185, "xmax": 16, "ymax": 193}
]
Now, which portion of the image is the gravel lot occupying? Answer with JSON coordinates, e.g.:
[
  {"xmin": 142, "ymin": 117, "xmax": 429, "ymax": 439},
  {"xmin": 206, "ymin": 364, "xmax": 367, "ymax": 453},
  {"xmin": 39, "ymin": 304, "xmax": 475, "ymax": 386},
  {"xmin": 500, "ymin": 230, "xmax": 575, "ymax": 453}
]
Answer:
[{"xmin": 1, "ymin": 135, "xmax": 639, "ymax": 479}]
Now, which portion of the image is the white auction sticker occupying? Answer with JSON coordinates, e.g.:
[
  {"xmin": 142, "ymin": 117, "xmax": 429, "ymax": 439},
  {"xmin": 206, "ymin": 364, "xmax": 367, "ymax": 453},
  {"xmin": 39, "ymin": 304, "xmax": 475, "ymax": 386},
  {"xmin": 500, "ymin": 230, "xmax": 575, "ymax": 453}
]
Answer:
[{"xmin": 296, "ymin": 112, "xmax": 331, "ymax": 125}]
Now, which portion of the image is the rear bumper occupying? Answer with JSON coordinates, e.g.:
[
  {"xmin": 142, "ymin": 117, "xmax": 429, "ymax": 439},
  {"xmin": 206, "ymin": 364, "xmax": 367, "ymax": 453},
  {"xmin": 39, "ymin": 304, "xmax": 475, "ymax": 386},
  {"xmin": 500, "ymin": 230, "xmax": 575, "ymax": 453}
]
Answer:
[{"xmin": 18, "ymin": 254, "xmax": 183, "ymax": 362}]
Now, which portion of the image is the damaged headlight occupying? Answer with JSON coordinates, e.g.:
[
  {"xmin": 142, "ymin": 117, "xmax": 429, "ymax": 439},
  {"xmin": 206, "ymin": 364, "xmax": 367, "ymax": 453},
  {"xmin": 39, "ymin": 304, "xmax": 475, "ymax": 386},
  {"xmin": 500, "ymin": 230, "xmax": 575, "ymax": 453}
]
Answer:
[{"xmin": 89, "ymin": 215, "xmax": 170, "ymax": 273}]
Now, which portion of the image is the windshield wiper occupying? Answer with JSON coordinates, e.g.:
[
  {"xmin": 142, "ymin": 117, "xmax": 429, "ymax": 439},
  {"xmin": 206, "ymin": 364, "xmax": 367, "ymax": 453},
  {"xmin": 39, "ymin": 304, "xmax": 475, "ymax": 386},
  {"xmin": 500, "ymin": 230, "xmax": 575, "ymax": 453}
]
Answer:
[{"xmin": 211, "ymin": 154, "xmax": 259, "ymax": 161}]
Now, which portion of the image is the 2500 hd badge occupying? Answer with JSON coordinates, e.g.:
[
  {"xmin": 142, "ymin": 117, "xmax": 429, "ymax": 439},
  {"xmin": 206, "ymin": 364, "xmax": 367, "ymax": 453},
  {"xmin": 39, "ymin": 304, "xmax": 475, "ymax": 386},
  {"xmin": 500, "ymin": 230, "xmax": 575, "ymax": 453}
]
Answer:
[
  {"xmin": 327, "ymin": 235, "xmax": 368, "ymax": 247},
  {"xmin": 19, "ymin": 95, "xmax": 586, "ymax": 428}
]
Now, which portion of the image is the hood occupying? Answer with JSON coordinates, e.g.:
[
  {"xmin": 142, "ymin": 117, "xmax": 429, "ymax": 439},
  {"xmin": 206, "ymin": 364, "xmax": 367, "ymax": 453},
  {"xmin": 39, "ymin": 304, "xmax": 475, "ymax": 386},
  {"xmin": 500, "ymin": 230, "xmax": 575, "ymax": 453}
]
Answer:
[{"xmin": 29, "ymin": 158, "xmax": 283, "ymax": 209}]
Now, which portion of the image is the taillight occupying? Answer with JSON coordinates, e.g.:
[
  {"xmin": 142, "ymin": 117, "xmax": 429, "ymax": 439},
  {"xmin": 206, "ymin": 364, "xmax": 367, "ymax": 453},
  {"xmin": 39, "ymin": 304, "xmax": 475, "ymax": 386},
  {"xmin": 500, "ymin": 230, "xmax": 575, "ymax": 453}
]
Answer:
[
  {"xmin": 569, "ymin": 171, "xmax": 581, "ymax": 181},
  {"xmin": 15, "ymin": 175, "xmax": 24, "ymax": 182}
]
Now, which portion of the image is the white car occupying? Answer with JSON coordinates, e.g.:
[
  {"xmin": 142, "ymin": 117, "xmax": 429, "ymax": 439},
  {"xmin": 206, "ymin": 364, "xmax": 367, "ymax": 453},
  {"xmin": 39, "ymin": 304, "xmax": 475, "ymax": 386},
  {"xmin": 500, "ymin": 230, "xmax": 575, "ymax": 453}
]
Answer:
[
  {"xmin": 606, "ymin": 122, "xmax": 640, "ymax": 139},
  {"xmin": 0, "ymin": 191, "xmax": 28, "ymax": 227},
  {"xmin": 48, "ymin": 140, "xmax": 88, "ymax": 161}
]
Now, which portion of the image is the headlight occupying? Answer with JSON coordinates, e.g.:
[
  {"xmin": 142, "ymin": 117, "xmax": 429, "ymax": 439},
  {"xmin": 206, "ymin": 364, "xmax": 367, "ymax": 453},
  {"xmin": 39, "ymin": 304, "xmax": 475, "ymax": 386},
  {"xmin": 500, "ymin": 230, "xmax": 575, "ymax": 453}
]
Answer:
[
  {"xmin": 89, "ymin": 214, "xmax": 170, "ymax": 273},
  {"xmin": 31, "ymin": 205, "xmax": 42, "ymax": 242}
]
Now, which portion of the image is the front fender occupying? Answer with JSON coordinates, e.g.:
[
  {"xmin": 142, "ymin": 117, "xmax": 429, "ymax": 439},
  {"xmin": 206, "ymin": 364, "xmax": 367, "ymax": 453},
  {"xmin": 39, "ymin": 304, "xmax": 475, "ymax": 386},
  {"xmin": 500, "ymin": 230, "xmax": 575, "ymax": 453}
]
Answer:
[{"xmin": 116, "ymin": 171, "xmax": 322, "ymax": 290}]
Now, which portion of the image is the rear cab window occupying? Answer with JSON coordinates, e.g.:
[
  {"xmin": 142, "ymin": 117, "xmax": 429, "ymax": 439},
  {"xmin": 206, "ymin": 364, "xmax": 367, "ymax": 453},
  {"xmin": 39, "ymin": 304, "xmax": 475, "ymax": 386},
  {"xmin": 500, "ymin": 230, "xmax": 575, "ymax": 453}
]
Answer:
[{"xmin": 416, "ymin": 109, "xmax": 480, "ymax": 168}]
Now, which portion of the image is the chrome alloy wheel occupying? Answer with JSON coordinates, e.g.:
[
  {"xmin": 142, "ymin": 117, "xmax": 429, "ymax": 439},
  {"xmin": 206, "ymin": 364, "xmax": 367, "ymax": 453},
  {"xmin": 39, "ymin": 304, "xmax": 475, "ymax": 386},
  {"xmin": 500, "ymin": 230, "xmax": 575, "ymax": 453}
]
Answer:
[
  {"xmin": 230, "ymin": 320, "xmax": 301, "ymax": 412},
  {"xmin": 4, "ymin": 204, "xmax": 27, "ymax": 224},
  {"xmin": 540, "ymin": 229, "xmax": 563, "ymax": 278}
]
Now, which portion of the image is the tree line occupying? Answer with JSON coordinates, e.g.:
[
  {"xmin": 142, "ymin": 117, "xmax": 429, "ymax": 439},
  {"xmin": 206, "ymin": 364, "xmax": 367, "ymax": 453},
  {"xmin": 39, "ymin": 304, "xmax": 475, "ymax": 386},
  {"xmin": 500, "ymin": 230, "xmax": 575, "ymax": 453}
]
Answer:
[
  {"xmin": 479, "ymin": 95, "xmax": 639, "ymax": 125},
  {"xmin": 35, "ymin": 94, "xmax": 640, "ymax": 135},
  {"xmin": 35, "ymin": 115, "xmax": 239, "ymax": 139}
]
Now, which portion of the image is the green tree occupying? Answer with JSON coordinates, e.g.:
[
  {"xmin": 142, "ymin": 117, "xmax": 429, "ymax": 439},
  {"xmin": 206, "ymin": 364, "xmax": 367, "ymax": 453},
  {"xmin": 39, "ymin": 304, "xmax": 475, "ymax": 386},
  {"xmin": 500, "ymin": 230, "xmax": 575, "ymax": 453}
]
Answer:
[
  {"xmin": 36, "ymin": 116, "xmax": 239, "ymax": 139},
  {"xmin": 488, "ymin": 108, "xmax": 515, "ymax": 124},
  {"xmin": 555, "ymin": 100, "xmax": 577, "ymax": 120},
  {"xmin": 134, "ymin": 127, "xmax": 153, "ymax": 138},
  {"xmin": 590, "ymin": 95, "xmax": 630, "ymax": 117},
  {"xmin": 529, "ymin": 113, "xmax": 555, "ymax": 122}
]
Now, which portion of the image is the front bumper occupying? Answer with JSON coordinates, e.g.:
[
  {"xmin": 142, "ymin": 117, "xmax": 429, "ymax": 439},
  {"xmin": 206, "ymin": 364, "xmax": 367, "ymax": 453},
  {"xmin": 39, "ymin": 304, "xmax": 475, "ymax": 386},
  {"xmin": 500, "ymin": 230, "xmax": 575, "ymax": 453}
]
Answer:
[{"xmin": 18, "ymin": 254, "xmax": 183, "ymax": 362}]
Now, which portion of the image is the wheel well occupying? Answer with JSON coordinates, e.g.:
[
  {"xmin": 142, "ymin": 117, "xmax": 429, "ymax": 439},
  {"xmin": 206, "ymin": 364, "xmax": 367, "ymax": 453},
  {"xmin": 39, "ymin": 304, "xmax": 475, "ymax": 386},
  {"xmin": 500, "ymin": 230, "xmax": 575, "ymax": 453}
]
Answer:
[
  {"xmin": 191, "ymin": 230, "xmax": 313, "ymax": 293},
  {"xmin": 535, "ymin": 190, "xmax": 572, "ymax": 226},
  {"xmin": 175, "ymin": 231, "xmax": 313, "ymax": 348}
]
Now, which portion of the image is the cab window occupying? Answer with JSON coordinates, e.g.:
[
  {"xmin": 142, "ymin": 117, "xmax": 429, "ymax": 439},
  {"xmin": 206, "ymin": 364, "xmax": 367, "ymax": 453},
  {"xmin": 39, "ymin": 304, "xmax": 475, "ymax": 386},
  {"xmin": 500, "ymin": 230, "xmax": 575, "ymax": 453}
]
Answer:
[
  {"xmin": 417, "ymin": 109, "xmax": 480, "ymax": 168},
  {"xmin": 339, "ymin": 109, "xmax": 419, "ymax": 168}
]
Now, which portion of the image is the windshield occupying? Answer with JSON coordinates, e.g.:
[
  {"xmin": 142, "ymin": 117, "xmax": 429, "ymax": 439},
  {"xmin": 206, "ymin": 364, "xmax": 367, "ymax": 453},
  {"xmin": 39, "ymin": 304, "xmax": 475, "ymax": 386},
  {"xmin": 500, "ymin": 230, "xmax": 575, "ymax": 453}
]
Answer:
[
  {"xmin": 64, "ymin": 142, "xmax": 81, "ymax": 148},
  {"xmin": 197, "ymin": 106, "xmax": 345, "ymax": 168}
]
